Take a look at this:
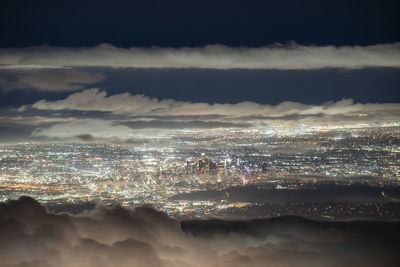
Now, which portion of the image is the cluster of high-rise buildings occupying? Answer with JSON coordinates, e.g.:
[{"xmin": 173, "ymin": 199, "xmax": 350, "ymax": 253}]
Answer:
[{"xmin": 0, "ymin": 122, "xmax": 399, "ymax": 219}]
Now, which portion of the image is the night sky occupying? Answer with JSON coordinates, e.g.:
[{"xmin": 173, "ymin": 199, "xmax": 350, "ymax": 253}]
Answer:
[
  {"xmin": 1, "ymin": 0, "xmax": 399, "ymax": 47},
  {"xmin": 0, "ymin": 0, "xmax": 399, "ymax": 141}
]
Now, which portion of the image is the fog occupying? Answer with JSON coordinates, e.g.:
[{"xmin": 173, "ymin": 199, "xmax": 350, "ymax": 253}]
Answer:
[{"xmin": 1, "ymin": 197, "xmax": 399, "ymax": 267}]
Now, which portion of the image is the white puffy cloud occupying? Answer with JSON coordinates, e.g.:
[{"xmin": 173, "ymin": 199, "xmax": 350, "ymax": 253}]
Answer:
[
  {"xmin": 25, "ymin": 88, "xmax": 400, "ymax": 119},
  {"xmin": 1, "ymin": 42, "xmax": 399, "ymax": 70},
  {"xmin": 0, "ymin": 197, "xmax": 399, "ymax": 267}
]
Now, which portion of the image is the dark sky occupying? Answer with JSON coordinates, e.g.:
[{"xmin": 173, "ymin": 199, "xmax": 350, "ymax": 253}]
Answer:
[
  {"xmin": 0, "ymin": 0, "xmax": 399, "ymax": 110},
  {"xmin": 1, "ymin": 0, "xmax": 399, "ymax": 47}
]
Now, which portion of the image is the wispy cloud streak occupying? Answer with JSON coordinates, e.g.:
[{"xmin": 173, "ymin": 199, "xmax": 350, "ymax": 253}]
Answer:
[{"xmin": 1, "ymin": 43, "xmax": 400, "ymax": 69}]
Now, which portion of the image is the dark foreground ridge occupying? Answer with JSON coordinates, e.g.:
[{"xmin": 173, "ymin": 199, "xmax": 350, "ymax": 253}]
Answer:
[{"xmin": 1, "ymin": 196, "xmax": 399, "ymax": 267}]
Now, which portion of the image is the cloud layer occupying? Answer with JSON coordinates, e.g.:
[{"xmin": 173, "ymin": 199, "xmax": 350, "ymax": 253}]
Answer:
[
  {"xmin": 31, "ymin": 119, "xmax": 133, "ymax": 139},
  {"xmin": 0, "ymin": 197, "xmax": 399, "ymax": 267},
  {"xmin": 1, "ymin": 43, "xmax": 400, "ymax": 70},
  {"xmin": 0, "ymin": 69, "xmax": 104, "ymax": 91},
  {"xmin": 0, "ymin": 88, "xmax": 392, "ymax": 141},
  {"xmin": 26, "ymin": 88, "xmax": 400, "ymax": 119}
]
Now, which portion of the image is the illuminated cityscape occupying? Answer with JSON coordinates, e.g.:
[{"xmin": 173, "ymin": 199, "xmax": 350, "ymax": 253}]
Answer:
[
  {"xmin": 1, "ymin": 2, "xmax": 400, "ymax": 266},
  {"xmin": 1, "ymin": 122, "xmax": 399, "ymax": 220}
]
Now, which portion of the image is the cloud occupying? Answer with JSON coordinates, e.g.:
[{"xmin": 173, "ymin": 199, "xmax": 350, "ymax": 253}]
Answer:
[
  {"xmin": 2, "ymin": 88, "xmax": 397, "ymax": 142},
  {"xmin": 0, "ymin": 69, "xmax": 104, "ymax": 91},
  {"xmin": 0, "ymin": 196, "xmax": 399, "ymax": 267},
  {"xmin": 31, "ymin": 119, "xmax": 133, "ymax": 140},
  {"xmin": 1, "ymin": 43, "xmax": 400, "ymax": 70},
  {"xmin": 24, "ymin": 88, "xmax": 400, "ymax": 120}
]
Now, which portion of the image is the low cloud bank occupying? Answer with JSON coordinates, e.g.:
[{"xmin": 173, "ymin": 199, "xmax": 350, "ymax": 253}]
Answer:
[
  {"xmin": 5, "ymin": 88, "xmax": 398, "ymax": 141},
  {"xmin": 31, "ymin": 119, "xmax": 133, "ymax": 140},
  {"xmin": 24, "ymin": 88, "xmax": 400, "ymax": 119},
  {"xmin": 1, "ymin": 197, "xmax": 399, "ymax": 267},
  {"xmin": 1, "ymin": 43, "xmax": 400, "ymax": 70}
]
